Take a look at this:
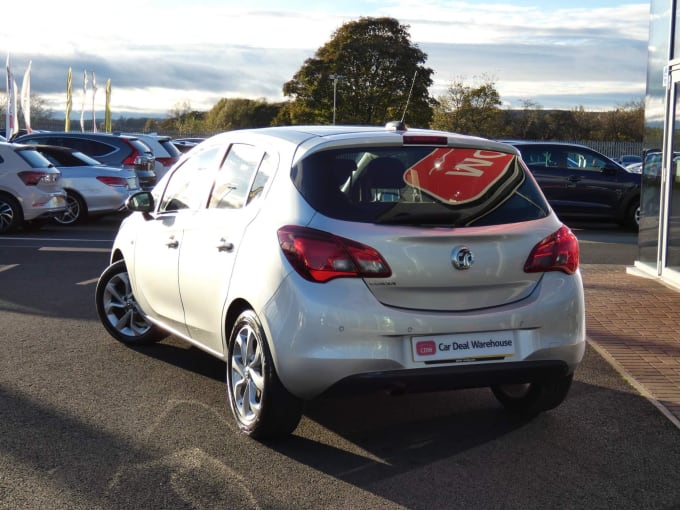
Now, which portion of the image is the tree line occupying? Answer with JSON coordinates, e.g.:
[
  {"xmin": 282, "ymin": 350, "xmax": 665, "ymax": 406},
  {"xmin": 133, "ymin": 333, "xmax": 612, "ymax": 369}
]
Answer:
[{"xmin": 6, "ymin": 17, "xmax": 644, "ymax": 142}]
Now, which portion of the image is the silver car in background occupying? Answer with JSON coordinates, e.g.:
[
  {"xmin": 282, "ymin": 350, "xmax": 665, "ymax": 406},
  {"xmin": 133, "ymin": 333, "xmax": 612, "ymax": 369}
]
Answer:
[
  {"xmin": 95, "ymin": 124, "xmax": 585, "ymax": 439},
  {"xmin": 0, "ymin": 142, "xmax": 66, "ymax": 233},
  {"xmin": 33, "ymin": 144, "xmax": 140, "ymax": 225}
]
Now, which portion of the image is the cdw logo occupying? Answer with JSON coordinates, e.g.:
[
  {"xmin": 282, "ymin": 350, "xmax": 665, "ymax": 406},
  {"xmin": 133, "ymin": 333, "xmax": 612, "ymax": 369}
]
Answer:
[{"xmin": 405, "ymin": 148, "xmax": 514, "ymax": 204}]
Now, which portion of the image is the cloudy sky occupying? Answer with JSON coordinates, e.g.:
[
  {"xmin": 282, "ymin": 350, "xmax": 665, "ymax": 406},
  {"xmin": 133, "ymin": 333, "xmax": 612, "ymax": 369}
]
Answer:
[{"xmin": 4, "ymin": 0, "xmax": 649, "ymax": 119}]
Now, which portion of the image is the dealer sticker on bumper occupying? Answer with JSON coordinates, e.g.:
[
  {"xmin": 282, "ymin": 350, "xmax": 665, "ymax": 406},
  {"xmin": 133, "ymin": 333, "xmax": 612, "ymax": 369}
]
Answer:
[{"xmin": 412, "ymin": 331, "xmax": 515, "ymax": 363}]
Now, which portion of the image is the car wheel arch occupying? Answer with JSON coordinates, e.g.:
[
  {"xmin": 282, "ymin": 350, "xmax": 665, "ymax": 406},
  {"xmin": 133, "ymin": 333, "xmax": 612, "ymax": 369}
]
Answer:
[
  {"xmin": 223, "ymin": 298, "xmax": 254, "ymax": 353},
  {"xmin": 0, "ymin": 191, "xmax": 24, "ymax": 233},
  {"xmin": 223, "ymin": 299, "xmax": 282, "ymax": 370}
]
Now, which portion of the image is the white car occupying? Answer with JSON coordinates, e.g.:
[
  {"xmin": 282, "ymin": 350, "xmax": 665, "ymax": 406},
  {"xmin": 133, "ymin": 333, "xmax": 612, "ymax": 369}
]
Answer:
[
  {"xmin": 33, "ymin": 144, "xmax": 141, "ymax": 225},
  {"xmin": 0, "ymin": 142, "xmax": 66, "ymax": 233},
  {"xmin": 96, "ymin": 124, "xmax": 586, "ymax": 439}
]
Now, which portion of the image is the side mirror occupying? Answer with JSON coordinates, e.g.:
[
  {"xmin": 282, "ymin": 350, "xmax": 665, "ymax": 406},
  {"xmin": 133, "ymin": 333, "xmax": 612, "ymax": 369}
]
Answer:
[{"xmin": 125, "ymin": 191, "xmax": 155, "ymax": 213}]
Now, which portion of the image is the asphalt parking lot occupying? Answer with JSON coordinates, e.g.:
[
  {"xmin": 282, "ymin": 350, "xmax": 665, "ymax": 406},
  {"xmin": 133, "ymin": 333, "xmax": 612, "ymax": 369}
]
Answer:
[{"xmin": 0, "ymin": 219, "xmax": 678, "ymax": 509}]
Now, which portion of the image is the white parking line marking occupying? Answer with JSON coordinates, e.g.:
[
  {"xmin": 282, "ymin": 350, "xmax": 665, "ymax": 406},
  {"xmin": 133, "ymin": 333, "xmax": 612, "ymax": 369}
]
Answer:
[
  {"xmin": 0, "ymin": 264, "xmax": 19, "ymax": 273},
  {"xmin": 77, "ymin": 278, "xmax": 100, "ymax": 286},
  {"xmin": 2, "ymin": 237, "xmax": 112, "ymax": 243},
  {"xmin": 39, "ymin": 247, "xmax": 111, "ymax": 253}
]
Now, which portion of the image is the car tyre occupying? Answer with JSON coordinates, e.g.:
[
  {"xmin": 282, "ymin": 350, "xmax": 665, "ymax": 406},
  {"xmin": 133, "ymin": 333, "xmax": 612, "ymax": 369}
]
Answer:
[
  {"xmin": 491, "ymin": 373, "xmax": 574, "ymax": 415},
  {"xmin": 0, "ymin": 192, "xmax": 22, "ymax": 234},
  {"xmin": 95, "ymin": 260, "xmax": 167, "ymax": 344},
  {"xmin": 54, "ymin": 191, "xmax": 87, "ymax": 225},
  {"xmin": 624, "ymin": 199, "xmax": 640, "ymax": 231},
  {"xmin": 226, "ymin": 310, "xmax": 303, "ymax": 439}
]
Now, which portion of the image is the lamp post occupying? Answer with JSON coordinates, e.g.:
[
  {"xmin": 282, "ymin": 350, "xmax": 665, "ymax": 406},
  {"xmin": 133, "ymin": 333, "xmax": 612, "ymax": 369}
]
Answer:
[{"xmin": 329, "ymin": 74, "xmax": 343, "ymax": 125}]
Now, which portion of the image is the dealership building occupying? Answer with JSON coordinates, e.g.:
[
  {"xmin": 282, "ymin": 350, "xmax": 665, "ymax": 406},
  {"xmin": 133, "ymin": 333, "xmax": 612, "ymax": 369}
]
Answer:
[{"xmin": 636, "ymin": 0, "xmax": 680, "ymax": 286}]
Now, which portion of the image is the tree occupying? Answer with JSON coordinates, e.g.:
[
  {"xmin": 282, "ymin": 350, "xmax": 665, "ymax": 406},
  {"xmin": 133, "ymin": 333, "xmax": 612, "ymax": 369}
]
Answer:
[
  {"xmin": 430, "ymin": 76, "xmax": 505, "ymax": 136},
  {"xmin": 204, "ymin": 98, "xmax": 280, "ymax": 131},
  {"xmin": 0, "ymin": 93, "xmax": 53, "ymax": 131},
  {"xmin": 598, "ymin": 100, "xmax": 644, "ymax": 141},
  {"xmin": 280, "ymin": 17, "xmax": 434, "ymax": 127}
]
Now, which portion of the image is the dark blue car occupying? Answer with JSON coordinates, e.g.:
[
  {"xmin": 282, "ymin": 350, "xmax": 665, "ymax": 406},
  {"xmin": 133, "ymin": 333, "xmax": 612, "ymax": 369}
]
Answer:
[{"xmin": 507, "ymin": 141, "xmax": 640, "ymax": 230}]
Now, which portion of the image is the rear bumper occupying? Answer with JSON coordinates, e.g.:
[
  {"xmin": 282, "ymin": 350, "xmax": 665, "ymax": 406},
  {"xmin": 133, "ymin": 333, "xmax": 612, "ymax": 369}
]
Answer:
[
  {"xmin": 21, "ymin": 191, "xmax": 67, "ymax": 221},
  {"xmin": 263, "ymin": 270, "xmax": 585, "ymax": 399},
  {"xmin": 321, "ymin": 359, "xmax": 571, "ymax": 397}
]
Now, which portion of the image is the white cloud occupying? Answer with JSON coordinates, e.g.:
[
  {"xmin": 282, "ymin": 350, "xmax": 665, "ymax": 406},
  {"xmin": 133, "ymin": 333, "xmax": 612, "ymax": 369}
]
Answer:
[{"xmin": 3, "ymin": 0, "xmax": 650, "ymax": 117}]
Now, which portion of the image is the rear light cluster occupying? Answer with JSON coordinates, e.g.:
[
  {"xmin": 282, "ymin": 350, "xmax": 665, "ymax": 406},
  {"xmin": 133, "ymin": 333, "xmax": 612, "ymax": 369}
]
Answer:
[
  {"xmin": 96, "ymin": 176, "xmax": 129, "ymax": 188},
  {"xmin": 156, "ymin": 156, "xmax": 179, "ymax": 168},
  {"xmin": 18, "ymin": 171, "xmax": 59, "ymax": 186},
  {"xmin": 524, "ymin": 226, "xmax": 579, "ymax": 275},
  {"xmin": 278, "ymin": 225, "xmax": 392, "ymax": 283},
  {"xmin": 121, "ymin": 140, "xmax": 154, "ymax": 169}
]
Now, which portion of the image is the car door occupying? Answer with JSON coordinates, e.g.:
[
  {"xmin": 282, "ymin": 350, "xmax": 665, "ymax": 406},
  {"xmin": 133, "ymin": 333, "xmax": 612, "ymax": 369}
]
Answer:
[
  {"xmin": 177, "ymin": 144, "xmax": 275, "ymax": 355},
  {"xmin": 558, "ymin": 147, "xmax": 627, "ymax": 217},
  {"xmin": 131, "ymin": 145, "xmax": 221, "ymax": 335},
  {"xmin": 518, "ymin": 145, "xmax": 570, "ymax": 208},
  {"xmin": 521, "ymin": 144, "xmax": 628, "ymax": 218}
]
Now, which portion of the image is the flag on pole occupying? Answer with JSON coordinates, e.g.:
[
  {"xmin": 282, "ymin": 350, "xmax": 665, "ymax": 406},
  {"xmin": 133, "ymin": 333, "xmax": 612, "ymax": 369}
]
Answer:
[
  {"xmin": 80, "ymin": 69, "xmax": 88, "ymax": 132},
  {"xmin": 65, "ymin": 67, "xmax": 72, "ymax": 132},
  {"xmin": 91, "ymin": 71, "xmax": 97, "ymax": 133},
  {"xmin": 5, "ymin": 53, "xmax": 17, "ymax": 140},
  {"xmin": 104, "ymin": 79, "xmax": 112, "ymax": 133},
  {"xmin": 20, "ymin": 61, "xmax": 32, "ymax": 134}
]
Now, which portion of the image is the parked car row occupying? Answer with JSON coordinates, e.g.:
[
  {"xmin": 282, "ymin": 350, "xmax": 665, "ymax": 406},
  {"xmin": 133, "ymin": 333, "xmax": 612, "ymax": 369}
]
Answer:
[
  {"xmin": 0, "ymin": 127, "xmax": 642, "ymax": 235},
  {"xmin": 0, "ymin": 131, "xmax": 193, "ymax": 233}
]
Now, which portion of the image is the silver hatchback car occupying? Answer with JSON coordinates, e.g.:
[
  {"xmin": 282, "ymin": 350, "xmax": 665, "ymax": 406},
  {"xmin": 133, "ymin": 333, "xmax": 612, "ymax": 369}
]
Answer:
[
  {"xmin": 95, "ymin": 124, "xmax": 585, "ymax": 439},
  {"xmin": 0, "ymin": 142, "xmax": 66, "ymax": 233}
]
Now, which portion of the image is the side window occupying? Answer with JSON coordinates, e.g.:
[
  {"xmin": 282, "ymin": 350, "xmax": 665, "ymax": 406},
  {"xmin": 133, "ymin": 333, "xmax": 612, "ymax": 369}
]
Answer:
[
  {"xmin": 523, "ymin": 149, "xmax": 555, "ymax": 168},
  {"xmin": 209, "ymin": 144, "xmax": 263, "ymax": 209},
  {"xmin": 65, "ymin": 139, "xmax": 110, "ymax": 157},
  {"xmin": 567, "ymin": 150, "xmax": 608, "ymax": 171},
  {"xmin": 159, "ymin": 146, "xmax": 220, "ymax": 212},
  {"xmin": 247, "ymin": 152, "xmax": 276, "ymax": 205}
]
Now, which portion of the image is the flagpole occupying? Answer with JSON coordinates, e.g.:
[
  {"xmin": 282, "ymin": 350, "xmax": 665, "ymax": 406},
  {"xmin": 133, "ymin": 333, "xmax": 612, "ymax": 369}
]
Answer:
[
  {"xmin": 65, "ymin": 67, "xmax": 72, "ymax": 132},
  {"xmin": 5, "ymin": 53, "xmax": 16, "ymax": 140}
]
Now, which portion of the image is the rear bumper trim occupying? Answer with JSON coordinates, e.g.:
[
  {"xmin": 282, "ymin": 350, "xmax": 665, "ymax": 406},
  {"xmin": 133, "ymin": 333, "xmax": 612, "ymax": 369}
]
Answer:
[{"xmin": 320, "ymin": 360, "xmax": 570, "ymax": 397}]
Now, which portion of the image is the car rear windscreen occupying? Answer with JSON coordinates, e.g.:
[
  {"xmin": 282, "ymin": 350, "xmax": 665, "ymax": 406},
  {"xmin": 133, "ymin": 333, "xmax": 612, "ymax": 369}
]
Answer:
[{"xmin": 292, "ymin": 146, "xmax": 550, "ymax": 227}]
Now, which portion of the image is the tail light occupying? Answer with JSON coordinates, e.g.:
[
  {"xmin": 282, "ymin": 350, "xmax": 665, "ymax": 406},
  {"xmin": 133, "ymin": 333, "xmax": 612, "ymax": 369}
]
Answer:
[
  {"xmin": 96, "ymin": 176, "xmax": 128, "ymax": 188},
  {"xmin": 524, "ymin": 226, "xmax": 579, "ymax": 275},
  {"xmin": 18, "ymin": 170, "xmax": 60, "ymax": 186},
  {"xmin": 277, "ymin": 225, "xmax": 391, "ymax": 283},
  {"xmin": 121, "ymin": 149, "xmax": 141, "ymax": 167},
  {"xmin": 121, "ymin": 140, "xmax": 153, "ymax": 169},
  {"xmin": 155, "ymin": 156, "xmax": 179, "ymax": 167}
]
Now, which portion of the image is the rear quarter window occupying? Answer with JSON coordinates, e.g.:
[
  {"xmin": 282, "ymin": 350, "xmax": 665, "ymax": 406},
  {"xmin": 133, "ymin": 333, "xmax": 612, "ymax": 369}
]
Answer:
[{"xmin": 292, "ymin": 147, "xmax": 549, "ymax": 227}]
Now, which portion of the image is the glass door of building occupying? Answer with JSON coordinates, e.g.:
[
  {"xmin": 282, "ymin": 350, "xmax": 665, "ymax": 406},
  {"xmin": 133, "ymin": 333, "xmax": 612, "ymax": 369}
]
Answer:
[{"xmin": 660, "ymin": 62, "xmax": 680, "ymax": 284}]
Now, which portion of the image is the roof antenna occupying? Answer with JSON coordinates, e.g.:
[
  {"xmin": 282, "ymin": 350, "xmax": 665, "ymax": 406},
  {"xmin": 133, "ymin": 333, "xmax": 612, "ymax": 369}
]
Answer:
[{"xmin": 400, "ymin": 70, "xmax": 418, "ymax": 123}]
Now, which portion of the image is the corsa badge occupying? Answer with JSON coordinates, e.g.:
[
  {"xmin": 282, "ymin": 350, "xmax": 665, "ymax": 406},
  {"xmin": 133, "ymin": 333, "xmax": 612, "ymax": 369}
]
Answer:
[{"xmin": 404, "ymin": 148, "xmax": 515, "ymax": 204}]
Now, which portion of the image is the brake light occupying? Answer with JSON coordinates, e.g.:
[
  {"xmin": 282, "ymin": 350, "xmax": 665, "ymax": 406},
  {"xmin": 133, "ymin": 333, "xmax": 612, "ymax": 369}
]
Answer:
[
  {"xmin": 155, "ymin": 156, "xmax": 179, "ymax": 167},
  {"xmin": 277, "ymin": 225, "xmax": 391, "ymax": 283},
  {"xmin": 403, "ymin": 135, "xmax": 448, "ymax": 145},
  {"xmin": 121, "ymin": 149, "xmax": 140, "ymax": 167},
  {"xmin": 524, "ymin": 226, "xmax": 579, "ymax": 275},
  {"xmin": 96, "ymin": 176, "xmax": 128, "ymax": 187},
  {"xmin": 18, "ymin": 170, "xmax": 59, "ymax": 186}
]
